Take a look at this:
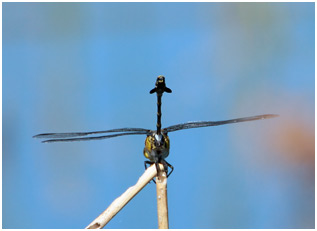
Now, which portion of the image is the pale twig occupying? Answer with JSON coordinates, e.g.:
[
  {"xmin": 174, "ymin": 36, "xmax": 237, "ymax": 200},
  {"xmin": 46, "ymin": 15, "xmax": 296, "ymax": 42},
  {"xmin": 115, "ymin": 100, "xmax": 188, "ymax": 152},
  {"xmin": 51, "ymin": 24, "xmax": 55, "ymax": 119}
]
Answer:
[
  {"xmin": 86, "ymin": 164, "xmax": 158, "ymax": 229},
  {"xmin": 156, "ymin": 164, "xmax": 169, "ymax": 229}
]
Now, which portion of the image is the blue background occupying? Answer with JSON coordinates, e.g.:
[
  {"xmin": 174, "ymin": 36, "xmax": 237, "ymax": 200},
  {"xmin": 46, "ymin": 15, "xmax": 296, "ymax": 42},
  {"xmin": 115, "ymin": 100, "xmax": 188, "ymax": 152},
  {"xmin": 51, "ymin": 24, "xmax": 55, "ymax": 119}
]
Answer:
[{"xmin": 3, "ymin": 2, "xmax": 314, "ymax": 229}]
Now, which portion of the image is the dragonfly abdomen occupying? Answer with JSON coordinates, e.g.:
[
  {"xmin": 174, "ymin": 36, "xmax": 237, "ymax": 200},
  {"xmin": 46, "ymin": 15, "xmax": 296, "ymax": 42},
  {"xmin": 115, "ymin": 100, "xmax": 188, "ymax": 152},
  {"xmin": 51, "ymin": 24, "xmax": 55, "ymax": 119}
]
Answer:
[
  {"xmin": 156, "ymin": 94, "xmax": 162, "ymax": 134},
  {"xmin": 150, "ymin": 75, "xmax": 172, "ymax": 134}
]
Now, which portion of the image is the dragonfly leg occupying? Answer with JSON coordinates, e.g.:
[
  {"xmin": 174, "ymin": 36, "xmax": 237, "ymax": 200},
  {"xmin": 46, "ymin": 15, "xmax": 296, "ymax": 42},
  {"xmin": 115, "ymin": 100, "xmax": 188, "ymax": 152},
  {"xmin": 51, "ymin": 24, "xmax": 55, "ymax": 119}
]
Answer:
[
  {"xmin": 144, "ymin": 160, "xmax": 153, "ymax": 170},
  {"xmin": 144, "ymin": 160, "xmax": 174, "ymax": 183},
  {"xmin": 163, "ymin": 160, "xmax": 174, "ymax": 177},
  {"xmin": 144, "ymin": 160, "xmax": 164, "ymax": 175},
  {"xmin": 144, "ymin": 161, "xmax": 156, "ymax": 184}
]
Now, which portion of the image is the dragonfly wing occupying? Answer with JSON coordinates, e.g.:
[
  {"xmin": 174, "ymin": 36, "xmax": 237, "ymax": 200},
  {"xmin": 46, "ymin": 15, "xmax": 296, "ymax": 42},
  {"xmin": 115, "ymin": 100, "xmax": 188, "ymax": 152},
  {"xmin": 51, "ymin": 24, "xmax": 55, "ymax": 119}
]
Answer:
[
  {"xmin": 33, "ymin": 127, "xmax": 150, "ymax": 139},
  {"xmin": 163, "ymin": 114, "xmax": 278, "ymax": 133},
  {"xmin": 41, "ymin": 131, "xmax": 149, "ymax": 143}
]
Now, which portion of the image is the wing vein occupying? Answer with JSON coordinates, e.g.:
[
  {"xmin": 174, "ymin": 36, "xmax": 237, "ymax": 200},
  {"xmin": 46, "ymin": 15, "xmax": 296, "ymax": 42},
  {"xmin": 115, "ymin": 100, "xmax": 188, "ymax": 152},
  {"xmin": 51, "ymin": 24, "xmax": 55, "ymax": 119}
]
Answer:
[
  {"xmin": 42, "ymin": 131, "xmax": 149, "ymax": 143},
  {"xmin": 33, "ymin": 128, "xmax": 150, "ymax": 139},
  {"xmin": 163, "ymin": 114, "xmax": 278, "ymax": 133}
]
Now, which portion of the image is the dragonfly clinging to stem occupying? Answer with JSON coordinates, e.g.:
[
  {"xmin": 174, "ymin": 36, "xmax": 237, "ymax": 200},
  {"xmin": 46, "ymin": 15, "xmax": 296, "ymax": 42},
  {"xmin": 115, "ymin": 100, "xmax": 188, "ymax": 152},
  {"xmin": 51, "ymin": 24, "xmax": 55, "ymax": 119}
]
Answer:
[{"xmin": 34, "ymin": 76, "xmax": 278, "ymax": 177}]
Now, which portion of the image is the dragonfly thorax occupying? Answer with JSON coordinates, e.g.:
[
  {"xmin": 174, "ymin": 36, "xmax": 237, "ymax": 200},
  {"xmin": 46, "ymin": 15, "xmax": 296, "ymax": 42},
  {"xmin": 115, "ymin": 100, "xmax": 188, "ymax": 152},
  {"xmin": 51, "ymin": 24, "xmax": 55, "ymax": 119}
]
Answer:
[{"xmin": 143, "ymin": 132, "xmax": 170, "ymax": 162}]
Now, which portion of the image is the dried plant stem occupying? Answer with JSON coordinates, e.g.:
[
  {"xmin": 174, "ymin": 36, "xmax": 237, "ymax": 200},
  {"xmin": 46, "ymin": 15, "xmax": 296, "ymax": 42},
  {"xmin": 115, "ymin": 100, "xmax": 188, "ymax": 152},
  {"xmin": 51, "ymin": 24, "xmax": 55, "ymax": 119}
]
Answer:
[
  {"xmin": 86, "ymin": 164, "xmax": 157, "ymax": 229},
  {"xmin": 156, "ymin": 164, "xmax": 169, "ymax": 229}
]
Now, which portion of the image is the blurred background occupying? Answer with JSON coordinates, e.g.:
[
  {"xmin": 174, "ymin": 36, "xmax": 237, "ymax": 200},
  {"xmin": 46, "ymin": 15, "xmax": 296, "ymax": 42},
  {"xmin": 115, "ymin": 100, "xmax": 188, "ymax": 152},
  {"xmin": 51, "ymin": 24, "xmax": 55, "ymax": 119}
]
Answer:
[{"xmin": 3, "ymin": 2, "xmax": 314, "ymax": 229}]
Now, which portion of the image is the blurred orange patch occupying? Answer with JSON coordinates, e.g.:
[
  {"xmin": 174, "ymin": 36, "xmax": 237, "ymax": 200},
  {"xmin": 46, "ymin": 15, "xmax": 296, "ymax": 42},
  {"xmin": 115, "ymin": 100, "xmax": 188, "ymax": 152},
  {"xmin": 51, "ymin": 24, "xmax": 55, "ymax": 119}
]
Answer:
[{"xmin": 272, "ymin": 117, "xmax": 314, "ymax": 164}]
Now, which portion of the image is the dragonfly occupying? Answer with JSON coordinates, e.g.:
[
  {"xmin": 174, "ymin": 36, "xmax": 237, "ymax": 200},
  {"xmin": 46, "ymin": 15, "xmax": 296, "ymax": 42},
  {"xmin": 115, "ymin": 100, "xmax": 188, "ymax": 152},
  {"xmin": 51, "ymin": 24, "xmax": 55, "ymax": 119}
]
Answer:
[{"xmin": 34, "ymin": 76, "xmax": 278, "ymax": 177}]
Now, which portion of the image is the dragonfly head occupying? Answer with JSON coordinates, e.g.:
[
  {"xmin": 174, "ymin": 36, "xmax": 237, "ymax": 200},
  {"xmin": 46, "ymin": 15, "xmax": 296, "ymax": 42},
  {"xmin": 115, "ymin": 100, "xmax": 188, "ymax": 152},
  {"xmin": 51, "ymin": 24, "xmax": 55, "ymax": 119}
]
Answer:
[{"xmin": 154, "ymin": 133, "xmax": 165, "ymax": 147}]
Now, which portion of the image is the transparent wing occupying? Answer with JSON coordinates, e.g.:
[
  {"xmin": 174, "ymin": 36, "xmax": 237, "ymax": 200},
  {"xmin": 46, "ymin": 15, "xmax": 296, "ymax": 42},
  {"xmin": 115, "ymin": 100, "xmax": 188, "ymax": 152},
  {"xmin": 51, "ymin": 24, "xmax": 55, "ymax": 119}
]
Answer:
[
  {"xmin": 163, "ymin": 114, "xmax": 278, "ymax": 133},
  {"xmin": 39, "ymin": 131, "xmax": 149, "ymax": 143},
  {"xmin": 33, "ymin": 127, "xmax": 150, "ymax": 139}
]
